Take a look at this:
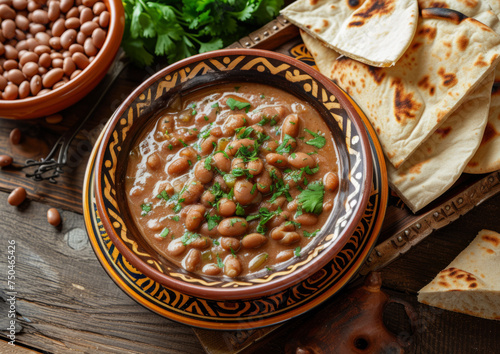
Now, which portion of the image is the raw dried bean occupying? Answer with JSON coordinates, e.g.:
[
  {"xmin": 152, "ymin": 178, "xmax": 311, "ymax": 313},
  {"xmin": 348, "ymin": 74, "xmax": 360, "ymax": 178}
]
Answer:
[
  {"xmin": 2, "ymin": 84, "xmax": 18, "ymax": 100},
  {"xmin": 66, "ymin": 6, "xmax": 79, "ymax": 18},
  {"xmin": 63, "ymin": 57, "xmax": 75, "ymax": 76},
  {"xmin": 19, "ymin": 51, "xmax": 38, "ymax": 65},
  {"xmin": 1, "ymin": 19, "xmax": 16, "ymax": 39},
  {"xmin": 60, "ymin": 0, "xmax": 74, "ymax": 13},
  {"xmin": 48, "ymin": 1, "xmax": 60, "ymax": 21},
  {"xmin": 79, "ymin": 7, "xmax": 92, "ymax": 23},
  {"xmin": 82, "ymin": 0, "xmax": 98, "ymax": 7},
  {"xmin": 52, "ymin": 58, "xmax": 63, "ymax": 68},
  {"xmin": 53, "ymin": 80, "xmax": 66, "ymax": 89},
  {"xmin": 93, "ymin": 1, "xmax": 105, "ymax": 15},
  {"xmin": 37, "ymin": 88, "xmax": 51, "ymax": 95},
  {"xmin": 27, "ymin": 38, "xmax": 39, "ymax": 50},
  {"xmin": 10, "ymin": 128, "xmax": 21, "ymax": 144},
  {"xmin": 50, "ymin": 52, "xmax": 63, "ymax": 59},
  {"xmin": 15, "ymin": 29, "xmax": 26, "ymax": 41},
  {"xmin": 18, "ymin": 80, "xmax": 30, "ymax": 98},
  {"xmin": 51, "ymin": 18, "xmax": 66, "ymax": 37},
  {"xmin": 60, "ymin": 29, "xmax": 77, "ymax": 49},
  {"xmin": 29, "ymin": 23, "xmax": 46, "ymax": 35},
  {"xmin": 0, "ymin": 75, "xmax": 7, "ymax": 90},
  {"xmin": 34, "ymin": 44, "xmax": 50, "ymax": 55},
  {"xmin": 76, "ymin": 31, "xmax": 86, "ymax": 44},
  {"xmin": 72, "ymin": 52, "xmax": 89, "ymax": 69},
  {"xmin": 7, "ymin": 69, "xmax": 24, "ymax": 85},
  {"xmin": 4, "ymin": 44, "xmax": 17, "ymax": 59},
  {"xmin": 47, "ymin": 208, "xmax": 61, "ymax": 226},
  {"xmin": 91, "ymin": 27, "xmax": 105, "ymax": 48},
  {"xmin": 12, "ymin": 0, "xmax": 28, "ymax": 10},
  {"xmin": 15, "ymin": 14, "xmax": 29, "ymax": 31},
  {"xmin": 80, "ymin": 20, "xmax": 97, "ymax": 35},
  {"xmin": 0, "ymin": 4, "xmax": 16, "ymax": 19},
  {"xmin": 42, "ymin": 68, "xmax": 63, "ymax": 87},
  {"xmin": 49, "ymin": 36, "xmax": 62, "ymax": 50},
  {"xmin": 8, "ymin": 187, "xmax": 27, "ymax": 206},
  {"xmin": 27, "ymin": 1, "xmax": 42, "ymax": 12},
  {"xmin": 70, "ymin": 69, "xmax": 81, "ymax": 79},
  {"xmin": 0, "ymin": 42, "xmax": 4, "ymax": 56},
  {"xmin": 99, "ymin": 10, "xmax": 109, "ymax": 27},
  {"xmin": 65, "ymin": 17, "xmax": 80, "ymax": 29},
  {"xmin": 45, "ymin": 113, "xmax": 63, "ymax": 124},
  {"xmin": 0, "ymin": 155, "xmax": 13, "ymax": 167},
  {"xmin": 32, "ymin": 9, "xmax": 49, "ymax": 24},
  {"xmin": 39, "ymin": 52, "xmax": 51, "ymax": 67},
  {"xmin": 30, "ymin": 74, "xmax": 41, "ymax": 95},
  {"xmin": 69, "ymin": 43, "xmax": 84, "ymax": 55}
]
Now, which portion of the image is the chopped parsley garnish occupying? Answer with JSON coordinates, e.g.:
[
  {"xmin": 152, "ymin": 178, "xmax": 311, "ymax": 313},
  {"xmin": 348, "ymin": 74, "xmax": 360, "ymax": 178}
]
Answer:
[
  {"xmin": 276, "ymin": 134, "xmax": 296, "ymax": 154},
  {"xmin": 159, "ymin": 227, "xmax": 170, "ymax": 238},
  {"xmin": 211, "ymin": 102, "xmax": 219, "ymax": 108},
  {"xmin": 305, "ymin": 129, "xmax": 326, "ymax": 149},
  {"xmin": 204, "ymin": 116, "xmax": 209, "ymax": 121},
  {"xmin": 260, "ymin": 94, "xmax": 265, "ymax": 99},
  {"xmin": 302, "ymin": 165, "xmax": 320, "ymax": 175},
  {"xmin": 265, "ymin": 266, "xmax": 272, "ymax": 271},
  {"xmin": 213, "ymin": 239, "xmax": 220, "ymax": 246},
  {"xmin": 231, "ymin": 168, "xmax": 253, "ymax": 178},
  {"xmin": 173, "ymin": 204, "xmax": 182, "ymax": 213},
  {"xmin": 179, "ymin": 139, "xmax": 188, "ymax": 147},
  {"xmin": 140, "ymin": 203, "xmax": 152, "ymax": 216},
  {"xmin": 269, "ymin": 116, "xmax": 278, "ymax": 126},
  {"xmin": 304, "ymin": 229, "xmax": 320, "ymax": 238},
  {"xmin": 168, "ymin": 144, "xmax": 173, "ymax": 150},
  {"xmin": 172, "ymin": 215, "xmax": 180, "ymax": 222},
  {"xmin": 204, "ymin": 155, "xmax": 213, "ymax": 171},
  {"xmin": 206, "ymin": 214, "xmax": 222, "ymax": 231},
  {"xmin": 307, "ymin": 151, "xmax": 318, "ymax": 155},
  {"xmin": 188, "ymin": 160, "xmax": 192, "ymax": 166},
  {"xmin": 237, "ymin": 126, "xmax": 254, "ymax": 139},
  {"xmin": 294, "ymin": 247, "xmax": 301, "ymax": 257},
  {"xmin": 235, "ymin": 203, "xmax": 245, "ymax": 216},
  {"xmin": 257, "ymin": 117, "xmax": 269, "ymax": 126},
  {"xmin": 180, "ymin": 232, "xmax": 200, "ymax": 246},
  {"xmin": 269, "ymin": 178, "xmax": 292, "ymax": 203},
  {"xmin": 216, "ymin": 253, "xmax": 224, "ymax": 268},
  {"xmin": 226, "ymin": 97, "xmax": 251, "ymax": 112},
  {"xmin": 250, "ymin": 183, "xmax": 257, "ymax": 194},
  {"xmin": 230, "ymin": 247, "xmax": 237, "ymax": 257},
  {"xmin": 156, "ymin": 190, "xmax": 170, "ymax": 201},
  {"xmin": 297, "ymin": 181, "xmax": 325, "ymax": 214},
  {"xmin": 285, "ymin": 220, "xmax": 302, "ymax": 229},
  {"xmin": 246, "ymin": 207, "xmax": 282, "ymax": 234}
]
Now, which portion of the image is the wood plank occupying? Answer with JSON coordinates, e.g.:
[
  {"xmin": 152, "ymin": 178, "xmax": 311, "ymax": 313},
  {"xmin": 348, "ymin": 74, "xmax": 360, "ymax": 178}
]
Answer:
[{"xmin": 0, "ymin": 193, "xmax": 204, "ymax": 354}]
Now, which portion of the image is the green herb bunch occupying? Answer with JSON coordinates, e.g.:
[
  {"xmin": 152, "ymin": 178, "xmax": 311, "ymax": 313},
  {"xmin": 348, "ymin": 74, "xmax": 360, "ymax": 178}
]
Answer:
[{"xmin": 122, "ymin": 0, "xmax": 284, "ymax": 66}]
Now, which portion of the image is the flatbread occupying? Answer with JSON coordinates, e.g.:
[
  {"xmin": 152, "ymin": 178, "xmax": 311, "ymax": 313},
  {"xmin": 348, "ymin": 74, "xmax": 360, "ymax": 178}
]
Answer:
[
  {"xmin": 281, "ymin": 0, "xmax": 419, "ymax": 67},
  {"xmin": 387, "ymin": 72, "xmax": 494, "ymax": 212},
  {"xmin": 418, "ymin": 230, "xmax": 500, "ymax": 320},
  {"xmin": 302, "ymin": 9, "xmax": 500, "ymax": 168},
  {"xmin": 464, "ymin": 81, "xmax": 500, "ymax": 173},
  {"xmin": 418, "ymin": 0, "xmax": 500, "ymax": 32}
]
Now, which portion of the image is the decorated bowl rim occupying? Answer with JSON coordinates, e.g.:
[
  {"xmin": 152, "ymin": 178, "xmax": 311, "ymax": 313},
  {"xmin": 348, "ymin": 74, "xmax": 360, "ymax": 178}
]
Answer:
[{"xmin": 94, "ymin": 48, "xmax": 373, "ymax": 300}]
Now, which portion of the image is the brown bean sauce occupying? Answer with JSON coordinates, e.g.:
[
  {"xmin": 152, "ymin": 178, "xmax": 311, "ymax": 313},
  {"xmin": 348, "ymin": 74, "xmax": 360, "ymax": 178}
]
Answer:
[{"xmin": 125, "ymin": 83, "xmax": 339, "ymax": 278}]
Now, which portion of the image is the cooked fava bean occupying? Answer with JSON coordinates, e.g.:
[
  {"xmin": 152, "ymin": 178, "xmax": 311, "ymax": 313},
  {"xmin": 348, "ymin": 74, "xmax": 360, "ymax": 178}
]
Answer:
[
  {"xmin": 222, "ymin": 114, "xmax": 247, "ymax": 136},
  {"xmin": 186, "ymin": 209, "xmax": 203, "ymax": 231},
  {"xmin": 248, "ymin": 252, "xmax": 268, "ymax": 271},
  {"xmin": 218, "ymin": 198, "xmax": 236, "ymax": 217},
  {"xmin": 294, "ymin": 213, "xmax": 319, "ymax": 226},
  {"xmin": 221, "ymin": 237, "xmax": 240, "ymax": 252},
  {"xmin": 183, "ymin": 249, "xmax": 201, "ymax": 272},
  {"xmin": 288, "ymin": 152, "xmax": 316, "ymax": 169},
  {"xmin": 247, "ymin": 158, "xmax": 263, "ymax": 176},
  {"xmin": 213, "ymin": 152, "xmax": 231, "ymax": 172},
  {"xmin": 234, "ymin": 180, "xmax": 255, "ymax": 205},
  {"xmin": 146, "ymin": 153, "xmax": 161, "ymax": 170},
  {"xmin": 125, "ymin": 83, "xmax": 339, "ymax": 278},
  {"xmin": 266, "ymin": 153, "xmax": 288, "ymax": 169},
  {"xmin": 167, "ymin": 239, "xmax": 186, "ymax": 256},
  {"xmin": 218, "ymin": 217, "xmax": 248, "ymax": 237},
  {"xmin": 226, "ymin": 138, "xmax": 254, "ymax": 156},
  {"xmin": 224, "ymin": 256, "xmax": 242, "ymax": 278},
  {"xmin": 8, "ymin": 187, "xmax": 26, "ymax": 206},
  {"xmin": 180, "ymin": 180, "xmax": 204, "ymax": 205},
  {"xmin": 324, "ymin": 172, "xmax": 339, "ymax": 192},
  {"xmin": 242, "ymin": 233, "xmax": 267, "ymax": 249},
  {"xmin": 281, "ymin": 114, "xmax": 300, "ymax": 138},
  {"xmin": 167, "ymin": 157, "xmax": 190, "ymax": 175},
  {"xmin": 194, "ymin": 160, "xmax": 213, "ymax": 184},
  {"xmin": 276, "ymin": 249, "xmax": 294, "ymax": 263},
  {"xmin": 200, "ymin": 136, "xmax": 217, "ymax": 155},
  {"xmin": 203, "ymin": 263, "xmax": 221, "ymax": 276}
]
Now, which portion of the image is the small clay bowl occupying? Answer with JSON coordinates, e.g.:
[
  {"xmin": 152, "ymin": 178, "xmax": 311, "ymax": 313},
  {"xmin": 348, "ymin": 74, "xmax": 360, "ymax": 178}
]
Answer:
[
  {"xmin": 94, "ymin": 49, "xmax": 373, "ymax": 300},
  {"xmin": 0, "ymin": 0, "xmax": 124, "ymax": 119}
]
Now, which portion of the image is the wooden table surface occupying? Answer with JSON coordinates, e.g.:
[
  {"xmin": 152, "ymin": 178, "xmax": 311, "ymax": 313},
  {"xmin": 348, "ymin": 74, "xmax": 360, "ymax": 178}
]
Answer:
[{"xmin": 1, "ymin": 60, "xmax": 500, "ymax": 354}]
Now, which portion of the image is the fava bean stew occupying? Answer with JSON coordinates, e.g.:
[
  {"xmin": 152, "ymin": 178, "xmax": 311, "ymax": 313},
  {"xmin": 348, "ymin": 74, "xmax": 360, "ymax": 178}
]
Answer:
[{"xmin": 125, "ymin": 83, "xmax": 340, "ymax": 278}]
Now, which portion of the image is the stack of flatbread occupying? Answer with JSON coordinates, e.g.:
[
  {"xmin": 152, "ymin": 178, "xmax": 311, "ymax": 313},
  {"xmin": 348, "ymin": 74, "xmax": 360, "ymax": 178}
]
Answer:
[
  {"xmin": 282, "ymin": 0, "xmax": 500, "ymax": 212},
  {"xmin": 418, "ymin": 229, "xmax": 500, "ymax": 320}
]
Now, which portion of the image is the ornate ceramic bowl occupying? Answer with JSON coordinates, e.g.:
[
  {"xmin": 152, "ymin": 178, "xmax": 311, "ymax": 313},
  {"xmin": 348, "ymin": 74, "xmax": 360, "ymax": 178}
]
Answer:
[
  {"xmin": 94, "ymin": 49, "xmax": 373, "ymax": 300},
  {"xmin": 0, "ymin": 0, "xmax": 124, "ymax": 119}
]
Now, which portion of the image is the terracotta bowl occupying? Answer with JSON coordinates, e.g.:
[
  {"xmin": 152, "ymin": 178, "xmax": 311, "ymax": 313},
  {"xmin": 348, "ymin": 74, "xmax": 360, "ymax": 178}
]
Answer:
[
  {"xmin": 0, "ymin": 0, "xmax": 125, "ymax": 119},
  {"xmin": 94, "ymin": 49, "xmax": 373, "ymax": 300}
]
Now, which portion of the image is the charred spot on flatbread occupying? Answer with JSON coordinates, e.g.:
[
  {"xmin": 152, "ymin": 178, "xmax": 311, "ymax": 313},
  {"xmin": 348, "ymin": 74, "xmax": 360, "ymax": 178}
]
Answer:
[
  {"xmin": 482, "ymin": 233, "xmax": 500, "ymax": 247},
  {"xmin": 481, "ymin": 122, "xmax": 499, "ymax": 144},
  {"xmin": 457, "ymin": 35, "xmax": 469, "ymax": 51},
  {"xmin": 421, "ymin": 7, "xmax": 468, "ymax": 24},
  {"xmin": 391, "ymin": 78, "xmax": 422, "ymax": 123},
  {"xmin": 417, "ymin": 75, "xmax": 436, "ymax": 95},
  {"xmin": 417, "ymin": 25, "xmax": 437, "ymax": 40},
  {"xmin": 348, "ymin": 0, "xmax": 396, "ymax": 27},
  {"xmin": 438, "ymin": 67, "xmax": 458, "ymax": 87},
  {"xmin": 368, "ymin": 66, "xmax": 386, "ymax": 84},
  {"xmin": 491, "ymin": 82, "xmax": 500, "ymax": 95},
  {"xmin": 435, "ymin": 126, "xmax": 452, "ymax": 138}
]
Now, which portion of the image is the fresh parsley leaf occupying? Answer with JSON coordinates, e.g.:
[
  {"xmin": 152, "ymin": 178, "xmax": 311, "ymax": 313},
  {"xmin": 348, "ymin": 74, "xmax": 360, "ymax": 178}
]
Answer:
[
  {"xmin": 304, "ymin": 229, "xmax": 320, "ymax": 238},
  {"xmin": 159, "ymin": 227, "xmax": 170, "ymax": 238},
  {"xmin": 206, "ymin": 214, "xmax": 222, "ymax": 231},
  {"xmin": 297, "ymin": 181, "xmax": 325, "ymax": 214},
  {"xmin": 305, "ymin": 129, "xmax": 326, "ymax": 149},
  {"xmin": 276, "ymin": 134, "xmax": 296, "ymax": 154},
  {"xmin": 141, "ymin": 203, "xmax": 152, "ymax": 216},
  {"xmin": 156, "ymin": 190, "xmax": 170, "ymax": 201},
  {"xmin": 180, "ymin": 231, "xmax": 200, "ymax": 246},
  {"xmin": 216, "ymin": 253, "xmax": 224, "ymax": 268},
  {"xmin": 294, "ymin": 247, "xmax": 301, "ymax": 257},
  {"xmin": 235, "ymin": 203, "xmax": 245, "ymax": 216},
  {"xmin": 226, "ymin": 98, "xmax": 251, "ymax": 112}
]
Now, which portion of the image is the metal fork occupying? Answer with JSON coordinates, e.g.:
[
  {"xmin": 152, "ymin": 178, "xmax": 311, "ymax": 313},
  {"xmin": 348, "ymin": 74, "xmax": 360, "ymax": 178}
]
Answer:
[{"xmin": 20, "ymin": 54, "xmax": 130, "ymax": 183}]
